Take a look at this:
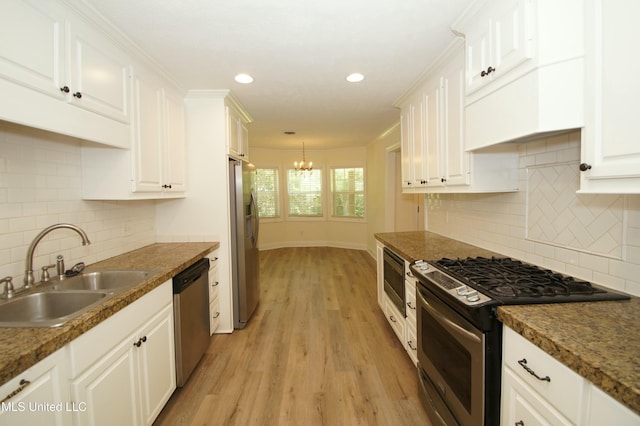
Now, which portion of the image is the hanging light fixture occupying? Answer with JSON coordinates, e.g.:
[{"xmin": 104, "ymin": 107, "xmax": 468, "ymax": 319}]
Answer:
[{"xmin": 294, "ymin": 142, "xmax": 313, "ymax": 172}]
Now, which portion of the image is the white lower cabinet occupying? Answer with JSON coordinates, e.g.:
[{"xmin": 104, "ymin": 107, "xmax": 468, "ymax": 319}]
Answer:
[
  {"xmin": 207, "ymin": 250, "xmax": 221, "ymax": 335},
  {"xmin": 67, "ymin": 280, "xmax": 176, "ymax": 426},
  {"xmin": 502, "ymin": 326, "xmax": 640, "ymax": 425},
  {"xmin": 0, "ymin": 347, "xmax": 70, "ymax": 426},
  {"xmin": 404, "ymin": 264, "xmax": 418, "ymax": 365},
  {"xmin": 383, "ymin": 296, "xmax": 405, "ymax": 344}
]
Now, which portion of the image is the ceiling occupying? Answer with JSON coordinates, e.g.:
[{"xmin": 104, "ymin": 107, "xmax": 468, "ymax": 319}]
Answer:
[{"xmin": 84, "ymin": 0, "xmax": 474, "ymax": 150}]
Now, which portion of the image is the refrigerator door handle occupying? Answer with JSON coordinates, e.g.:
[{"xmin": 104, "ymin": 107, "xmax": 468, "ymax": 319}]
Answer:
[{"xmin": 250, "ymin": 190, "xmax": 259, "ymax": 248}]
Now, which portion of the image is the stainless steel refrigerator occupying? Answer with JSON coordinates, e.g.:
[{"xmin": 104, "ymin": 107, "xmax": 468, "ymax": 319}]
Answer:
[{"xmin": 229, "ymin": 158, "xmax": 260, "ymax": 329}]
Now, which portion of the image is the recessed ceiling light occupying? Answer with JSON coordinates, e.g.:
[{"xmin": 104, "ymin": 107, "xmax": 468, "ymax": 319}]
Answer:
[
  {"xmin": 346, "ymin": 73, "xmax": 365, "ymax": 83},
  {"xmin": 235, "ymin": 73, "xmax": 254, "ymax": 84}
]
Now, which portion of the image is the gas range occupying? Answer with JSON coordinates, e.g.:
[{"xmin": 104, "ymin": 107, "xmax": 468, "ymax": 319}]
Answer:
[
  {"xmin": 411, "ymin": 256, "xmax": 630, "ymax": 425},
  {"xmin": 410, "ymin": 256, "xmax": 629, "ymax": 329}
]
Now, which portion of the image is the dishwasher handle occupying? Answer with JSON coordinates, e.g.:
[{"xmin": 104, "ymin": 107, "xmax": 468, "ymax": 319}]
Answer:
[{"xmin": 173, "ymin": 258, "xmax": 210, "ymax": 294}]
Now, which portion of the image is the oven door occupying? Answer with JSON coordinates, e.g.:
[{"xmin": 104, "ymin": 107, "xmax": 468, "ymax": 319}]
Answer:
[
  {"xmin": 383, "ymin": 248, "xmax": 405, "ymax": 316},
  {"xmin": 417, "ymin": 282, "xmax": 485, "ymax": 426}
]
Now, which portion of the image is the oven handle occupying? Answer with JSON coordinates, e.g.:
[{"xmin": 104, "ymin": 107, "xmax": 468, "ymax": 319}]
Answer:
[{"xmin": 418, "ymin": 287, "xmax": 481, "ymax": 345}]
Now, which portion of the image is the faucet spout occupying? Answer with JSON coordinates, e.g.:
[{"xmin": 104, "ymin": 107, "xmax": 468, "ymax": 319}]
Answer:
[{"xmin": 24, "ymin": 223, "xmax": 91, "ymax": 287}]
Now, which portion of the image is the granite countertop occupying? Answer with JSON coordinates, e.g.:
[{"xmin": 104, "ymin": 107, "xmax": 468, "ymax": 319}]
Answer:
[
  {"xmin": 0, "ymin": 242, "xmax": 218, "ymax": 386},
  {"xmin": 375, "ymin": 230, "xmax": 501, "ymax": 261},
  {"xmin": 375, "ymin": 231, "xmax": 640, "ymax": 414}
]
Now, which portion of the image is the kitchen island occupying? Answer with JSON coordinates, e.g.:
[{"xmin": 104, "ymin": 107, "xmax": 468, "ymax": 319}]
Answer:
[
  {"xmin": 375, "ymin": 231, "xmax": 640, "ymax": 416},
  {"xmin": 0, "ymin": 242, "xmax": 217, "ymax": 386}
]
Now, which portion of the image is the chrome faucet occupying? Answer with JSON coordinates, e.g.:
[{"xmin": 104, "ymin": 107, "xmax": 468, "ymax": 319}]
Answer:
[{"xmin": 24, "ymin": 223, "xmax": 91, "ymax": 287}]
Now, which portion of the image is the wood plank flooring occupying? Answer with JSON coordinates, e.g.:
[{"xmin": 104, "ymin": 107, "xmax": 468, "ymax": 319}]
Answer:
[{"xmin": 154, "ymin": 247, "xmax": 431, "ymax": 426}]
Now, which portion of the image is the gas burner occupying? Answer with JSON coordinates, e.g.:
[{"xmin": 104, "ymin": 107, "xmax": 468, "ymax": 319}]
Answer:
[{"xmin": 433, "ymin": 257, "xmax": 627, "ymax": 304}]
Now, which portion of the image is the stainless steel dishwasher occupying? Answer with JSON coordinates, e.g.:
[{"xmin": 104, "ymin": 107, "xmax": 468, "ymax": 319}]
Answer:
[{"xmin": 173, "ymin": 257, "xmax": 210, "ymax": 387}]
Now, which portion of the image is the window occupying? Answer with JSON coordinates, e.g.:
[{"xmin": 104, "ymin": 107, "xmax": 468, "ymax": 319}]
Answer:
[
  {"xmin": 330, "ymin": 167, "xmax": 365, "ymax": 218},
  {"xmin": 287, "ymin": 169, "xmax": 323, "ymax": 217},
  {"xmin": 256, "ymin": 168, "xmax": 280, "ymax": 218}
]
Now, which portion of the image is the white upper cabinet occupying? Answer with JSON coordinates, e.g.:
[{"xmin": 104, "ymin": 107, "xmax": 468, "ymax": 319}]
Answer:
[
  {"xmin": 464, "ymin": 0, "xmax": 533, "ymax": 96},
  {"xmin": 396, "ymin": 39, "xmax": 518, "ymax": 193},
  {"xmin": 454, "ymin": 0, "xmax": 585, "ymax": 151},
  {"xmin": 424, "ymin": 42, "xmax": 469, "ymax": 189},
  {"xmin": 0, "ymin": 0, "xmax": 66, "ymax": 100},
  {"xmin": 226, "ymin": 99, "xmax": 252, "ymax": 161},
  {"xmin": 67, "ymin": 14, "xmax": 131, "ymax": 124},
  {"xmin": 81, "ymin": 66, "xmax": 186, "ymax": 200},
  {"xmin": 0, "ymin": 0, "xmax": 131, "ymax": 148},
  {"xmin": 578, "ymin": 0, "xmax": 640, "ymax": 194},
  {"xmin": 399, "ymin": 90, "xmax": 428, "ymax": 189}
]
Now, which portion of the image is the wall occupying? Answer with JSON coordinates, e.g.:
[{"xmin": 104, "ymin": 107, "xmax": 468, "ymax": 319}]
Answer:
[
  {"xmin": 365, "ymin": 124, "xmax": 402, "ymax": 255},
  {"xmin": 427, "ymin": 131, "xmax": 640, "ymax": 297},
  {"xmin": 0, "ymin": 121, "xmax": 156, "ymax": 288},
  {"xmin": 250, "ymin": 146, "xmax": 369, "ymax": 250}
]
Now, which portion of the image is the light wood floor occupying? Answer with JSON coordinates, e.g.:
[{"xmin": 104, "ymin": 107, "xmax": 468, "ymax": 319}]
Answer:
[{"xmin": 154, "ymin": 247, "xmax": 431, "ymax": 426}]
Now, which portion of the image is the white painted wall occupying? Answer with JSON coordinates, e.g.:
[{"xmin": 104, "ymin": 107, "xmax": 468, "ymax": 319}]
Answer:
[
  {"xmin": 427, "ymin": 131, "xmax": 640, "ymax": 297},
  {"xmin": 0, "ymin": 121, "xmax": 156, "ymax": 288}
]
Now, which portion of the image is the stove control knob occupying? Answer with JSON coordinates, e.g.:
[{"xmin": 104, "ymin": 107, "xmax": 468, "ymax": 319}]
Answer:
[
  {"xmin": 466, "ymin": 291, "xmax": 480, "ymax": 303},
  {"xmin": 455, "ymin": 285, "xmax": 469, "ymax": 296}
]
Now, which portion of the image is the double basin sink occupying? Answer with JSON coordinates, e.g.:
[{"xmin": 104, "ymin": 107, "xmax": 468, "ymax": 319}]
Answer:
[{"xmin": 0, "ymin": 270, "xmax": 155, "ymax": 328}]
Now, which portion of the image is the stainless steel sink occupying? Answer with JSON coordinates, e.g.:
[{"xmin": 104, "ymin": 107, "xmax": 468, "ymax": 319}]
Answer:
[
  {"xmin": 0, "ymin": 291, "xmax": 109, "ymax": 327},
  {"xmin": 52, "ymin": 270, "xmax": 153, "ymax": 291}
]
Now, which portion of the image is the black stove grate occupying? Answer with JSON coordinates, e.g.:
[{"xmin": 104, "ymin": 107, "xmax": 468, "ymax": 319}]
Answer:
[{"xmin": 436, "ymin": 257, "xmax": 610, "ymax": 300}]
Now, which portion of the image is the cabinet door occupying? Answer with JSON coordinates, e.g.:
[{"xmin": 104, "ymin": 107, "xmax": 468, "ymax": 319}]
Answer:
[
  {"xmin": 226, "ymin": 106, "xmax": 242, "ymax": 159},
  {"xmin": 0, "ymin": 348, "xmax": 70, "ymax": 426},
  {"xmin": 441, "ymin": 56, "xmax": 469, "ymax": 186},
  {"xmin": 131, "ymin": 70, "xmax": 163, "ymax": 193},
  {"xmin": 238, "ymin": 119, "xmax": 250, "ymax": 161},
  {"xmin": 425, "ymin": 79, "xmax": 443, "ymax": 187},
  {"xmin": 163, "ymin": 88, "xmax": 187, "ymax": 192},
  {"xmin": 464, "ymin": 0, "xmax": 532, "ymax": 96},
  {"xmin": 0, "ymin": 0, "xmax": 66, "ymax": 99},
  {"xmin": 400, "ymin": 104, "xmax": 414, "ymax": 188},
  {"xmin": 491, "ymin": 0, "xmax": 533, "ymax": 79},
  {"xmin": 580, "ymin": 0, "xmax": 640, "ymax": 190},
  {"xmin": 70, "ymin": 339, "xmax": 140, "ymax": 426},
  {"xmin": 411, "ymin": 92, "xmax": 428, "ymax": 187},
  {"xmin": 136, "ymin": 304, "xmax": 176, "ymax": 425},
  {"xmin": 68, "ymin": 16, "xmax": 131, "ymax": 123},
  {"xmin": 465, "ymin": 19, "xmax": 492, "ymax": 95}
]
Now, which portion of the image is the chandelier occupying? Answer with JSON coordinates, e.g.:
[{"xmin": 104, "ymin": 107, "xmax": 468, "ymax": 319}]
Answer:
[{"xmin": 294, "ymin": 142, "xmax": 313, "ymax": 172}]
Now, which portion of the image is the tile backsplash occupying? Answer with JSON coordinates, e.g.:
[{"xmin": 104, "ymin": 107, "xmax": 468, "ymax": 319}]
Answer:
[
  {"xmin": 0, "ymin": 122, "xmax": 156, "ymax": 287},
  {"xmin": 427, "ymin": 131, "xmax": 640, "ymax": 297}
]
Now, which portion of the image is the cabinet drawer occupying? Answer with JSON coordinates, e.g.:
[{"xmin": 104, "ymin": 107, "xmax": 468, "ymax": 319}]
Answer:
[
  {"xmin": 501, "ymin": 366, "xmax": 573, "ymax": 426},
  {"xmin": 209, "ymin": 295, "xmax": 220, "ymax": 335},
  {"xmin": 405, "ymin": 279, "xmax": 417, "ymax": 326},
  {"xmin": 406, "ymin": 326, "xmax": 418, "ymax": 365},
  {"xmin": 384, "ymin": 297, "xmax": 405, "ymax": 343},
  {"xmin": 503, "ymin": 327, "xmax": 584, "ymax": 423}
]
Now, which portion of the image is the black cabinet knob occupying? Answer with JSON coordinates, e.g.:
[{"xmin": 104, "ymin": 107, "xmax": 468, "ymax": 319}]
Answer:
[
  {"xmin": 441, "ymin": 177, "xmax": 447, "ymax": 183},
  {"xmin": 162, "ymin": 184, "xmax": 172, "ymax": 189},
  {"xmin": 60, "ymin": 86, "xmax": 70, "ymax": 93},
  {"xmin": 579, "ymin": 163, "xmax": 592, "ymax": 172},
  {"xmin": 481, "ymin": 66, "xmax": 496, "ymax": 77},
  {"xmin": 73, "ymin": 92, "xmax": 82, "ymax": 99}
]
